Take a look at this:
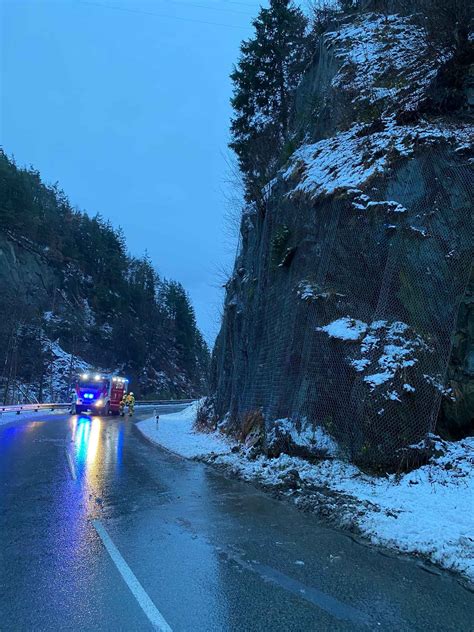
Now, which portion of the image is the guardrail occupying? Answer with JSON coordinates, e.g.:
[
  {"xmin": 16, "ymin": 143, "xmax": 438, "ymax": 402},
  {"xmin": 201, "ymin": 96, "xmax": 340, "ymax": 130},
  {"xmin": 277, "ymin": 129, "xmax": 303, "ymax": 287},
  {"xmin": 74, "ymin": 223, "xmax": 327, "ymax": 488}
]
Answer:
[
  {"xmin": 0, "ymin": 403, "xmax": 70, "ymax": 415},
  {"xmin": 0, "ymin": 399, "xmax": 195, "ymax": 415},
  {"xmin": 136, "ymin": 400, "xmax": 195, "ymax": 406}
]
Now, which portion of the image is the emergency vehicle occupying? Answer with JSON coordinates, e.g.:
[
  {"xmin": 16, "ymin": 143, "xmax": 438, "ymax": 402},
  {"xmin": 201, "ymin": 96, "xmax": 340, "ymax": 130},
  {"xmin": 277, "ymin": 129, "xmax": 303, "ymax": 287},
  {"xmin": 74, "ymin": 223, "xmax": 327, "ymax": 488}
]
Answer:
[{"xmin": 74, "ymin": 373, "xmax": 129, "ymax": 415}]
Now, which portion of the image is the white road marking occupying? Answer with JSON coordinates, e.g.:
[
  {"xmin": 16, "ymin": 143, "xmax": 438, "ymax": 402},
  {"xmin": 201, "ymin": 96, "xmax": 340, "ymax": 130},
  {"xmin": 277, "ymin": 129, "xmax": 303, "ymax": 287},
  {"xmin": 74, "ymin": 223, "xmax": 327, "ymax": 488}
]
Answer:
[
  {"xmin": 65, "ymin": 449, "xmax": 77, "ymax": 480},
  {"xmin": 92, "ymin": 519, "xmax": 172, "ymax": 632}
]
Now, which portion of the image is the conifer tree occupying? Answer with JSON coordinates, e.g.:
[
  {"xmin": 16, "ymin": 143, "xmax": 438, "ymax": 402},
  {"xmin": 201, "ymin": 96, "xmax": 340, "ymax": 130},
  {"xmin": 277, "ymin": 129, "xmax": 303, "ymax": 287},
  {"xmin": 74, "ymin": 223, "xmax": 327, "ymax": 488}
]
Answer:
[{"xmin": 230, "ymin": 0, "xmax": 309, "ymax": 202}]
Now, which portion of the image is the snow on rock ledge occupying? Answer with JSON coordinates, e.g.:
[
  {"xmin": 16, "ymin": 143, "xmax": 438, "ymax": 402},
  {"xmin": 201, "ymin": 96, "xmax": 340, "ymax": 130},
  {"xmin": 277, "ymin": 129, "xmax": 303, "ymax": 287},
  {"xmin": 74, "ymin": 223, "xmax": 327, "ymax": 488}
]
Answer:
[
  {"xmin": 325, "ymin": 13, "xmax": 449, "ymax": 113},
  {"xmin": 317, "ymin": 316, "xmax": 367, "ymax": 341},
  {"xmin": 283, "ymin": 119, "xmax": 473, "ymax": 202},
  {"xmin": 317, "ymin": 317, "xmax": 437, "ymax": 404},
  {"xmin": 267, "ymin": 417, "xmax": 340, "ymax": 458}
]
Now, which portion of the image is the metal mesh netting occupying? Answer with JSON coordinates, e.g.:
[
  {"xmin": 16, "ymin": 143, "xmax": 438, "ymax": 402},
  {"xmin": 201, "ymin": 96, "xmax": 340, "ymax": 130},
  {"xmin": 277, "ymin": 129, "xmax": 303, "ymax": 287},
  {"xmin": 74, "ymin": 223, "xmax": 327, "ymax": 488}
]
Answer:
[{"xmin": 214, "ymin": 147, "xmax": 473, "ymax": 467}]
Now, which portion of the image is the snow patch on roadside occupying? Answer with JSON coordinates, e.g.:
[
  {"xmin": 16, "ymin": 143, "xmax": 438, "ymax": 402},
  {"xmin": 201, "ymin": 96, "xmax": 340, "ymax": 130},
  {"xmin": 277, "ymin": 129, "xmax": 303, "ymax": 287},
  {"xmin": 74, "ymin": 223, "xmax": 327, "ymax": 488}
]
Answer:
[
  {"xmin": 139, "ymin": 403, "xmax": 474, "ymax": 583},
  {"xmin": 137, "ymin": 402, "xmax": 235, "ymax": 458},
  {"xmin": 213, "ymin": 438, "xmax": 474, "ymax": 583}
]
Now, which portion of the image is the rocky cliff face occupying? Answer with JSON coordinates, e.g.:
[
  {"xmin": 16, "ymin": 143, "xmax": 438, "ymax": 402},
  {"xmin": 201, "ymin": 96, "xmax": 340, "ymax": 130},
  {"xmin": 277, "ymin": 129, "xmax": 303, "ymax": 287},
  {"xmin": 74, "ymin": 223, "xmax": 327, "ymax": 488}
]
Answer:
[
  {"xmin": 0, "ymin": 232, "xmax": 58, "ymax": 309},
  {"xmin": 212, "ymin": 9, "xmax": 473, "ymax": 467},
  {"xmin": 440, "ymin": 268, "xmax": 474, "ymax": 438}
]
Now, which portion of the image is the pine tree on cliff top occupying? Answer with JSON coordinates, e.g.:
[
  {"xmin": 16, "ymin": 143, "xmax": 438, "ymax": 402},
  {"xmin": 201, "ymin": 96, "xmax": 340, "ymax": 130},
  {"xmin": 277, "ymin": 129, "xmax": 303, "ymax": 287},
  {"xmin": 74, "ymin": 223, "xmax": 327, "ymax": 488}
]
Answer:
[{"xmin": 230, "ymin": 0, "xmax": 309, "ymax": 204}]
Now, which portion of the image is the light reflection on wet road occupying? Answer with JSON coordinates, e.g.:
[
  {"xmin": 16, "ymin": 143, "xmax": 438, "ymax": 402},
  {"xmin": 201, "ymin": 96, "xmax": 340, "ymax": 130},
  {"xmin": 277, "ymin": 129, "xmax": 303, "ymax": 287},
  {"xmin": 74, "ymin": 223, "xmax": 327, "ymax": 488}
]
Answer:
[{"xmin": 0, "ymin": 410, "xmax": 472, "ymax": 631}]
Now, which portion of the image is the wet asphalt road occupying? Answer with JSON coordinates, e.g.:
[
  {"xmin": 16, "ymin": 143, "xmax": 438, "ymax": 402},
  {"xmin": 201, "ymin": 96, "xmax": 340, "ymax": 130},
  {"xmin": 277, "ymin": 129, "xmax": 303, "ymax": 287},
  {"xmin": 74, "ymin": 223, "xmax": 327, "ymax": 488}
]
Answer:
[{"xmin": 0, "ymin": 410, "xmax": 472, "ymax": 631}]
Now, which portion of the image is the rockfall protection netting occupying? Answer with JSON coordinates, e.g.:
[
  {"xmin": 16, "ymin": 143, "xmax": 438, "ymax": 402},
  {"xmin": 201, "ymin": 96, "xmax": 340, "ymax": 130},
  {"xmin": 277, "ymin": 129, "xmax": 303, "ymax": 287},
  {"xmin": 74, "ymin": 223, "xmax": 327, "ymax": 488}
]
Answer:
[{"xmin": 215, "ymin": 148, "xmax": 473, "ymax": 467}]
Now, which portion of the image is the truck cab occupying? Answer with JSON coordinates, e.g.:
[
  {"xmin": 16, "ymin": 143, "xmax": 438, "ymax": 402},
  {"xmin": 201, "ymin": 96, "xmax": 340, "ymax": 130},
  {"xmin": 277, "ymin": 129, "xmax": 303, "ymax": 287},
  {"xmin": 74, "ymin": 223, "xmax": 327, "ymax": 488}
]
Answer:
[{"xmin": 74, "ymin": 373, "xmax": 128, "ymax": 416}]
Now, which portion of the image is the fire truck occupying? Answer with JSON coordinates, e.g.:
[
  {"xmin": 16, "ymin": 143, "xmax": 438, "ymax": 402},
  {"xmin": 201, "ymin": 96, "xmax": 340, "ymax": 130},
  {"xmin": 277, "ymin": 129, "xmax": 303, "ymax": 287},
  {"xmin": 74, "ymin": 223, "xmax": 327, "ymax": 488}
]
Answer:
[{"xmin": 74, "ymin": 373, "xmax": 129, "ymax": 416}]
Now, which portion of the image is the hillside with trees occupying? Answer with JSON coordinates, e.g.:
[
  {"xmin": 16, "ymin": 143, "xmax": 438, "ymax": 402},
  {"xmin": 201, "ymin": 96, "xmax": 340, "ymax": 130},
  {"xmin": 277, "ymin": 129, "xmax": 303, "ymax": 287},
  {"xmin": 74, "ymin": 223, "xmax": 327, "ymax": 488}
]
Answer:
[{"xmin": 0, "ymin": 150, "xmax": 209, "ymax": 402}]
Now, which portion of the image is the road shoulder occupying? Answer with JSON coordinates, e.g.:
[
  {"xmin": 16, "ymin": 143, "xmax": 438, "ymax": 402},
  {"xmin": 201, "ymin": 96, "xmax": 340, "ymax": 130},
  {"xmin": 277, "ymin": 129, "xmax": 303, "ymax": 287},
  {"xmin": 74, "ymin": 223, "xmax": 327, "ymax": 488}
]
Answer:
[{"xmin": 136, "ymin": 403, "xmax": 474, "ymax": 589}]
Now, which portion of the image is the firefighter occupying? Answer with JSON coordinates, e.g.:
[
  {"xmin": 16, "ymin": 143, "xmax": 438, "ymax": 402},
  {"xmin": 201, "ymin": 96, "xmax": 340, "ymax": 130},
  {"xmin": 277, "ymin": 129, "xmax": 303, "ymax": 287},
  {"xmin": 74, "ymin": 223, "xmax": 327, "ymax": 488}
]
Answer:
[
  {"xmin": 127, "ymin": 392, "xmax": 135, "ymax": 416},
  {"xmin": 119, "ymin": 394, "xmax": 127, "ymax": 417}
]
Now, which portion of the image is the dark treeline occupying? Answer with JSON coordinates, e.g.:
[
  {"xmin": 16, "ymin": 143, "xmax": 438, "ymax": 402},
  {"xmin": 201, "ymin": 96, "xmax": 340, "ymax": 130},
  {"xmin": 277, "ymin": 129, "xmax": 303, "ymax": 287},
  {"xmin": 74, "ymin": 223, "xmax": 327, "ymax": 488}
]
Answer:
[{"xmin": 0, "ymin": 151, "xmax": 209, "ymax": 400}]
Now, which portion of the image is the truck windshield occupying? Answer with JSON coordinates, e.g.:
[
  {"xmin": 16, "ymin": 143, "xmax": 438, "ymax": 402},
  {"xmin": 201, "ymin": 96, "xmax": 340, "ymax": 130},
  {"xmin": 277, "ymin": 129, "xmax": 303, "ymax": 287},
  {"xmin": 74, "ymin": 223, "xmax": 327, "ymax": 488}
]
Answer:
[{"xmin": 78, "ymin": 381, "xmax": 106, "ymax": 390}]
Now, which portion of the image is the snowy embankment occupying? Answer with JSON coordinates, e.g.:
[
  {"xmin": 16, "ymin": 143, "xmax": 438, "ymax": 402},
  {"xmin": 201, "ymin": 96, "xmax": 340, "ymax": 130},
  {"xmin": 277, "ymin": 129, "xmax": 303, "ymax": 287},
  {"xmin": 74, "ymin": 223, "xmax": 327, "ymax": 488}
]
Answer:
[
  {"xmin": 138, "ymin": 403, "xmax": 474, "ymax": 585},
  {"xmin": 137, "ymin": 402, "xmax": 235, "ymax": 458}
]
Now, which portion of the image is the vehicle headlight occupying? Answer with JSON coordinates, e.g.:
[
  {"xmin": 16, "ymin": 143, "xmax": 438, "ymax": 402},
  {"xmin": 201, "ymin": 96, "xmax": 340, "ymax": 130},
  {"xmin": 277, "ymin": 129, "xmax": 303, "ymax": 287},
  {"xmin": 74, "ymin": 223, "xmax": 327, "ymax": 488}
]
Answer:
[{"xmin": 95, "ymin": 399, "xmax": 103, "ymax": 406}]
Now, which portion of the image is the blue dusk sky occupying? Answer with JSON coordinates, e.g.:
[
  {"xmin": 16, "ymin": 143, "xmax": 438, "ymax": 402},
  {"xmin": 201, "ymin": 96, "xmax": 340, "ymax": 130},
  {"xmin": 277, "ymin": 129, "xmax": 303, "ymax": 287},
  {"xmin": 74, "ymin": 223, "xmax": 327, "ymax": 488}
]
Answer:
[{"xmin": 1, "ymin": 0, "xmax": 271, "ymax": 345}]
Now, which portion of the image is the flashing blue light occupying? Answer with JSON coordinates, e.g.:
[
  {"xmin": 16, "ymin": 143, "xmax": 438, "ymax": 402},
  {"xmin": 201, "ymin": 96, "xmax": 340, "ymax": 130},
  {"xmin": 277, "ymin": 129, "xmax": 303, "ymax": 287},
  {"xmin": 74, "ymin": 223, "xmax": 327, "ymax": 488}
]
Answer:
[{"xmin": 84, "ymin": 393, "xmax": 94, "ymax": 399}]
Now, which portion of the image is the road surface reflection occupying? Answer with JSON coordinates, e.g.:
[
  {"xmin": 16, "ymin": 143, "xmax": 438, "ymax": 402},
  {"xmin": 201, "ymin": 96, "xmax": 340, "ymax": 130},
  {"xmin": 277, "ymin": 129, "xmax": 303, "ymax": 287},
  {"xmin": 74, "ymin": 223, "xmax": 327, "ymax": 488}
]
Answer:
[
  {"xmin": 68, "ymin": 415, "xmax": 124, "ymax": 514},
  {"xmin": 72, "ymin": 415, "xmax": 123, "ymax": 468}
]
